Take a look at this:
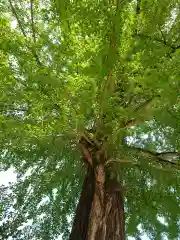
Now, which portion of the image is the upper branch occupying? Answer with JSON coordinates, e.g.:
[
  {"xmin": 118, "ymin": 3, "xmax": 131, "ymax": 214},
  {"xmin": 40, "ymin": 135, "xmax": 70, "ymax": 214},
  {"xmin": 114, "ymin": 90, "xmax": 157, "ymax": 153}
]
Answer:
[
  {"xmin": 133, "ymin": 33, "xmax": 180, "ymax": 55},
  {"xmin": 30, "ymin": 0, "xmax": 36, "ymax": 43},
  {"xmin": 124, "ymin": 97, "xmax": 155, "ymax": 127},
  {"xmin": 136, "ymin": 0, "xmax": 141, "ymax": 15},
  {"xmin": 158, "ymin": 25, "xmax": 166, "ymax": 45},
  {"xmin": 134, "ymin": 0, "xmax": 141, "ymax": 35},
  {"xmin": 8, "ymin": 0, "xmax": 41, "ymax": 66},
  {"xmin": 129, "ymin": 146, "xmax": 180, "ymax": 170},
  {"xmin": 100, "ymin": 0, "xmax": 122, "ymax": 125},
  {"xmin": 8, "ymin": 0, "xmax": 27, "ymax": 37}
]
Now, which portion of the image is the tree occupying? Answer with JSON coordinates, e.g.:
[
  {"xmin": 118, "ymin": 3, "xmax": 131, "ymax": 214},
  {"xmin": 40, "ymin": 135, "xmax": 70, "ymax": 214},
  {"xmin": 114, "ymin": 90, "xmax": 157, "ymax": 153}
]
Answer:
[{"xmin": 0, "ymin": 0, "xmax": 180, "ymax": 239}]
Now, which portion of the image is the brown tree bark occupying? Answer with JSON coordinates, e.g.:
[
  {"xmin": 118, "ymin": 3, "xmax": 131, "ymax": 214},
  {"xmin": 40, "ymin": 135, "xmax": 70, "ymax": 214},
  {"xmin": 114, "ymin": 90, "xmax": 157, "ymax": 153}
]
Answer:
[
  {"xmin": 69, "ymin": 164, "xmax": 125, "ymax": 240},
  {"xmin": 104, "ymin": 180, "xmax": 125, "ymax": 240},
  {"xmin": 69, "ymin": 166, "xmax": 95, "ymax": 240}
]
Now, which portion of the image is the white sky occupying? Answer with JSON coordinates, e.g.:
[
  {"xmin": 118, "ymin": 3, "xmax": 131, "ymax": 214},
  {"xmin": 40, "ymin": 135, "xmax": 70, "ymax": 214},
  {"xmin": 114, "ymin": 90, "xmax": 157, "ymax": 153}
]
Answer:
[
  {"xmin": 11, "ymin": 20, "xmax": 17, "ymax": 29},
  {"xmin": 0, "ymin": 168, "xmax": 17, "ymax": 186}
]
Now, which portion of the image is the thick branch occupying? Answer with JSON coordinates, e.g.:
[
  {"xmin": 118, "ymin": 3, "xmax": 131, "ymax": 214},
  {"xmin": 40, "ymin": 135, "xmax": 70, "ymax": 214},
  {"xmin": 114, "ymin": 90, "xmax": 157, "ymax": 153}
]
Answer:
[
  {"xmin": 129, "ymin": 146, "xmax": 180, "ymax": 170},
  {"xmin": 124, "ymin": 97, "xmax": 155, "ymax": 127},
  {"xmin": 79, "ymin": 135, "xmax": 94, "ymax": 167},
  {"xmin": 133, "ymin": 33, "xmax": 180, "ymax": 54},
  {"xmin": 105, "ymin": 158, "xmax": 175, "ymax": 172},
  {"xmin": 136, "ymin": 0, "xmax": 141, "ymax": 15},
  {"xmin": 134, "ymin": 97, "xmax": 154, "ymax": 112},
  {"xmin": 80, "ymin": 144, "xmax": 93, "ymax": 166},
  {"xmin": 105, "ymin": 159, "xmax": 133, "ymax": 166},
  {"xmin": 167, "ymin": 109, "xmax": 180, "ymax": 121}
]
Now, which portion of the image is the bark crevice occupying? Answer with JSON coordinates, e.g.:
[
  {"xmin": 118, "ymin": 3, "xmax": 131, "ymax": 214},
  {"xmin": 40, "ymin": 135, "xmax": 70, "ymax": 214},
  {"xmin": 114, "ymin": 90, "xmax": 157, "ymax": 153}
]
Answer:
[
  {"xmin": 69, "ymin": 161, "xmax": 125, "ymax": 240},
  {"xmin": 69, "ymin": 166, "xmax": 95, "ymax": 240}
]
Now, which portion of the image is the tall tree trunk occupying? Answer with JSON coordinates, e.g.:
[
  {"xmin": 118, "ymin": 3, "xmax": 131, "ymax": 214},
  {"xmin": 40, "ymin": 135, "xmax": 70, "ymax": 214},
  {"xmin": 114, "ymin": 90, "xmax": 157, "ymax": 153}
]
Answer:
[
  {"xmin": 104, "ymin": 180, "xmax": 125, "ymax": 240},
  {"xmin": 69, "ymin": 166, "xmax": 95, "ymax": 240},
  {"xmin": 69, "ymin": 164, "xmax": 125, "ymax": 240}
]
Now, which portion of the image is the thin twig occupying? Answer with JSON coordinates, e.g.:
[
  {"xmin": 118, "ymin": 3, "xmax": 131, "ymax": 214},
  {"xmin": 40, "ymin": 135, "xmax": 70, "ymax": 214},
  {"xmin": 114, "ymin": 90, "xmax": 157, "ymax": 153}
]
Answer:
[
  {"xmin": 8, "ymin": 0, "xmax": 41, "ymax": 66},
  {"xmin": 124, "ymin": 94, "xmax": 134, "ymax": 108},
  {"xmin": 8, "ymin": 0, "xmax": 27, "ymax": 37},
  {"xmin": 30, "ymin": 0, "xmax": 36, "ymax": 43},
  {"xmin": 133, "ymin": 0, "xmax": 141, "ymax": 35},
  {"xmin": 167, "ymin": 109, "xmax": 180, "ymax": 121},
  {"xmin": 158, "ymin": 25, "xmax": 166, "ymax": 44}
]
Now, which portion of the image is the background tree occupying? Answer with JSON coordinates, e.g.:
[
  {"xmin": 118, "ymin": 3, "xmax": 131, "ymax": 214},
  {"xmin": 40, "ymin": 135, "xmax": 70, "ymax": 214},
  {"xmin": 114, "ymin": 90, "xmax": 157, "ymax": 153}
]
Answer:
[{"xmin": 0, "ymin": 0, "xmax": 180, "ymax": 239}]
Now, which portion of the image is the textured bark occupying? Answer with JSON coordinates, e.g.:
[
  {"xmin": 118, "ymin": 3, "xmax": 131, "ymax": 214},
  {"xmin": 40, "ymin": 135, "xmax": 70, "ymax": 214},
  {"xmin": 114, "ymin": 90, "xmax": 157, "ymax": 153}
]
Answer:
[
  {"xmin": 69, "ymin": 166, "xmax": 95, "ymax": 240},
  {"xmin": 87, "ymin": 164, "xmax": 105, "ymax": 240},
  {"xmin": 104, "ymin": 181, "xmax": 125, "ymax": 240},
  {"xmin": 93, "ymin": 178, "xmax": 125, "ymax": 240},
  {"xmin": 69, "ymin": 164, "xmax": 125, "ymax": 240}
]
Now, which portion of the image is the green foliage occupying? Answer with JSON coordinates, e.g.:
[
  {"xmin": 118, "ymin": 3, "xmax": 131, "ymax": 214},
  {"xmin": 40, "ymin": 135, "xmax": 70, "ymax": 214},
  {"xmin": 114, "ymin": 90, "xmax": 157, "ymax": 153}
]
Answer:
[{"xmin": 0, "ymin": 0, "xmax": 180, "ymax": 239}]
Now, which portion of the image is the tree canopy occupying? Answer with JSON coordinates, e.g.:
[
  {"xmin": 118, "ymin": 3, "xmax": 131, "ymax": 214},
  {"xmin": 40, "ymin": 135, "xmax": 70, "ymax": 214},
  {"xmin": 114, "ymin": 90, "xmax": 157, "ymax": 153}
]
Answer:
[{"xmin": 0, "ymin": 0, "xmax": 180, "ymax": 239}]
